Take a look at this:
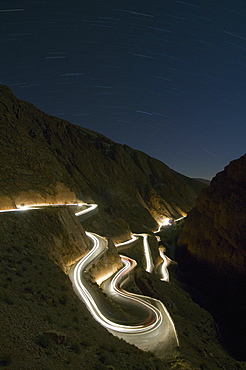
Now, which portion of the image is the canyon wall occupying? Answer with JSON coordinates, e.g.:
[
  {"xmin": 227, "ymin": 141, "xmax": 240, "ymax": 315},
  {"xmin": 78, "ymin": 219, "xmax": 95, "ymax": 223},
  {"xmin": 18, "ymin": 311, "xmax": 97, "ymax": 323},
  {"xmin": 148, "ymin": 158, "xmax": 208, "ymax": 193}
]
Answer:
[
  {"xmin": 177, "ymin": 153, "xmax": 246, "ymax": 277},
  {"xmin": 0, "ymin": 85, "xmax": 205, "ymax": 241},
  {"xmin": 177, "ymin": 154, "xmax": 246, "ymax": 360}
]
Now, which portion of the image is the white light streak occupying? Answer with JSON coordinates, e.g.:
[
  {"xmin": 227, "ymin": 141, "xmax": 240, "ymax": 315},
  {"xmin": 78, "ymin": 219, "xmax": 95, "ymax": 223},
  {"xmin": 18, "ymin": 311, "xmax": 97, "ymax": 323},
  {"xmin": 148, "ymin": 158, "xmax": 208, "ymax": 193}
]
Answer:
[
  {"xmin": 174, "ymin": 216, "xmax": 186, "ymax": 222},
  {"xmin": 137, "ymin": 234, "xmax": 154, "ymax": 273},
  {"xmin": 0, "ymin": 201, "xmax": 179, "ymax": 352},
  {"xmin": 115, "ymin": 234, "xmax": 138, "ymax": 247},
  {"xmin": 0, "ymin": 9, "xmax": 24, "ymax": 12},
  {"xmin": 159, "ymin": 249, "xmax": 170, "ymax": 282},
  {"xmin": 75, "ymin": 203, "xmax": 98, "ymax": 216},
  {"xmin": 70, "ymin": 232, "xmax": 162, "ymax": 333}
]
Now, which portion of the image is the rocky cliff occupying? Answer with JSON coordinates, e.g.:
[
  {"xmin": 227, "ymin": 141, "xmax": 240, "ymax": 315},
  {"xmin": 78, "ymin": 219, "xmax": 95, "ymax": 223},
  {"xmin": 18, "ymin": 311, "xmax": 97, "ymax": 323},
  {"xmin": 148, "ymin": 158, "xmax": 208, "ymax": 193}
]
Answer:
[
  {"xmin": 0, "ymin": 84, "xmax": 205, "ymax": 241},
  {"xmin": 177, "ymin": 154, "xmax": 246, "ymax": 360},
  {"xmin": 0, "ymin": 207, "xmax": 92, "ymax": 271},
  {"xmin": 178, "ymin": 154, "xmax": 246, "ymax": 275}
]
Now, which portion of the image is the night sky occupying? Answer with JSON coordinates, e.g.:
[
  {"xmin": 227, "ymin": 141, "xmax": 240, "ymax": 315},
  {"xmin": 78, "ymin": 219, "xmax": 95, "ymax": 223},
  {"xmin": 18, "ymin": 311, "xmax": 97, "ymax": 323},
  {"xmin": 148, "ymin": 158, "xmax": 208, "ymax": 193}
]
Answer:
[{"xmin": 1, "ymin": 1, "xmax": 246, "ymax": 180}]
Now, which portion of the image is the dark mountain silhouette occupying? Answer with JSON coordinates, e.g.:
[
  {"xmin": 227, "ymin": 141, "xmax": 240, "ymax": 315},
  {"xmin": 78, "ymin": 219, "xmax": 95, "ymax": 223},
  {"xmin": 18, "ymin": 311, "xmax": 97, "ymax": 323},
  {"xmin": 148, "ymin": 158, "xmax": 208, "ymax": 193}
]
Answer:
[
  {"xmin": 193, "ymin": 178, "xmax": 211, "ymax": 186},
  {"xmin": 177, "ymin": 153, "xmax": 246, "ymax": 360}
]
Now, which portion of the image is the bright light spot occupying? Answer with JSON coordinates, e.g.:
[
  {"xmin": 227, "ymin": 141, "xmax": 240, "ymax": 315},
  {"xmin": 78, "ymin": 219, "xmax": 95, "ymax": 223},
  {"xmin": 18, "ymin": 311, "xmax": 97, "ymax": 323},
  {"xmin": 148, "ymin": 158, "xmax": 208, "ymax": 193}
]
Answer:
[
  {"xmin": 78, "ymin": 202, "xmax": 83, "ymax": 206},
  {"xmin": 162, "ymin": 218, "xmax": 171, "ymax": 226},
  {"xmin": 155, "ymin": 218, "xmax": 172, "ymax": 232},
  {"xmin": 18, "ymin": 205, "xmax": 29, "ymax": 210}
]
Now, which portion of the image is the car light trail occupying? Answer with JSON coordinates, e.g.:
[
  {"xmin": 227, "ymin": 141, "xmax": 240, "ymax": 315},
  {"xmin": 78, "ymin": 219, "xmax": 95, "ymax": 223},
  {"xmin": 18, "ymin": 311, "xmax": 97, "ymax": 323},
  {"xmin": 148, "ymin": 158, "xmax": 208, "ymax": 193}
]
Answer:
[
  {"xmin": 110, "ymin": 255, "xmax": 162, "ymax": 329},
  {"xmin": 116, "ymin": 233, "xmax": 170, "ymax": 282},
  {"xmin": 115, "ymin": 234, "xmax": 138, "ymax": 247},
  {"xmin": 141, "ymin": 233, "xmax": 154, "ymax": 273},
  {"xmin": 159, "ymin": 249, "xmax": 171, "ymax": 282},
  {"xmin": 174, "ymin": 216, "xmax": 186, "ymax": 222},
  {"xmin": 134, "ymin": 233, "xmax": 154, "ymax": 273},
  {"xmin": 0, "ymin": 201, "xmax": 179, "ymax": 356},
  {"xmin": 70, "ymin": 232, "xmax": 163, "ymax": 334},
  {"xmin": 117, "ymin": 233, "xmax": 154, "ymax": 273},
  {"xmin": 75, "ymin": 203, "xmax": 98, "ymax": 216}
]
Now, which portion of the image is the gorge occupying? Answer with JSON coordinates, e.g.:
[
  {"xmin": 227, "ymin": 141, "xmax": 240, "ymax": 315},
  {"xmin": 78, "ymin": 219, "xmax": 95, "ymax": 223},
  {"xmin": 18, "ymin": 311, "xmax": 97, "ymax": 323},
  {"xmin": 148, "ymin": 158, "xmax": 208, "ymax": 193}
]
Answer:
[{"xmin": 0, "ymin": 85, "xmax": 245, "ymax": 369}]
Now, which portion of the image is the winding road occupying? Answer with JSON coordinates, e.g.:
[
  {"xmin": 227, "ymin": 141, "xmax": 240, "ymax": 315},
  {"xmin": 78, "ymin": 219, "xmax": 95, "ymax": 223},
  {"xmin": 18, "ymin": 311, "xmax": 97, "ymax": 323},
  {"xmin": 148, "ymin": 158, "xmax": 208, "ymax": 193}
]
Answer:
[
  {"xmin": 72, "ymin": 203, "xmax": 179, "ymax": 359},
  {"xmin": 2, "ymin": 202, "xmax": 179, "ymax": 359}
]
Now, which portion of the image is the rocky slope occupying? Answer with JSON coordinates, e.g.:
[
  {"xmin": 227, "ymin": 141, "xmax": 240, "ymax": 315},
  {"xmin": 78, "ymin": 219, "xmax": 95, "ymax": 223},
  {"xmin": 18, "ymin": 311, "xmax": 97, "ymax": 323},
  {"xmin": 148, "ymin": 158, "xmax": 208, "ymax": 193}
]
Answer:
[
  {"xmin": 0, "ymin": 84, "xmax": 205, "ymax": 241},
  {"xmin": 177, "ymin": 154, "xmax": 246, "ymax": 360},
  {"xmin": 0, "ymin": 209, "xmax": 165, "ymax": 369},
  {"xmin": 1, "ymin": 207, "xmax": 244, "ymax": 369}
]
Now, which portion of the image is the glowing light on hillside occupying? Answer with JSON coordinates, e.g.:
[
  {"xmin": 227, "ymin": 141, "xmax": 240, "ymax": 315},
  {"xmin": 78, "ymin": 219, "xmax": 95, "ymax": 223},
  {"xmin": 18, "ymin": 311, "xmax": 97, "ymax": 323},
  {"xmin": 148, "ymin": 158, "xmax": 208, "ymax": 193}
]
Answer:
[
  {"xmin": 95, "ymin": 270, "xmax": 117, "ymax": 286},
  {"xmin": 155, "ymin": 218, "xmax": 172, "ymax": 232},
  {"xmin": 17, "ymin": 205, "xmax": 29, "ymax": 210},
  {"xmin": 162, "ymin": 218, "xmax": 172, "ymax": 226}
]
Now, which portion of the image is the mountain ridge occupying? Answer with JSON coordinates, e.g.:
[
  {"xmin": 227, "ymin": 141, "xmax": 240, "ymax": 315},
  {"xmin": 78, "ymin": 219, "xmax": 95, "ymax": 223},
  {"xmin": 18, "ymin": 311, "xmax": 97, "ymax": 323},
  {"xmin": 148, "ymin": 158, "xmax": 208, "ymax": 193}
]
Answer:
[{"xmin": 0, "ymin": 84, "xmax": 205, "ymax": 241}]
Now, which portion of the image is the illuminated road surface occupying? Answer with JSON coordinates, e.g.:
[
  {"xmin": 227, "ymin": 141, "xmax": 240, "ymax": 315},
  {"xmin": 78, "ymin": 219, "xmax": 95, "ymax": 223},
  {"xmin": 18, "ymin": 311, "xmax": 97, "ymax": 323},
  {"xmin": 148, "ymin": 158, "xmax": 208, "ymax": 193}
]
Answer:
[
  {"xmin": 71, "ymin": 206, "xmax": 179, "ymax": 359},
  {"xmin": 134, "ymin": 233, "xmax": 154, "ymax": 273},
  {"xmin": 117, "ymin": 233, "xmax": 169, "ymax": 281},
  {"xmin": 159, "ymin": 249, "xmax": 171, "ymax": 282},
  {"xmin": 70, "ymin": 231, "xmax": 179, "ymax": 359},
  {"xmin": 70, "ymin": 233, "xmax": 159, "ymax": 333},
  {"xmin": 116, "ymin": 234, "xmax": 155, "ymax": 274},
  {"xmin": 1, "ymin": 202, "xmax": 179, "ymax": 359}
]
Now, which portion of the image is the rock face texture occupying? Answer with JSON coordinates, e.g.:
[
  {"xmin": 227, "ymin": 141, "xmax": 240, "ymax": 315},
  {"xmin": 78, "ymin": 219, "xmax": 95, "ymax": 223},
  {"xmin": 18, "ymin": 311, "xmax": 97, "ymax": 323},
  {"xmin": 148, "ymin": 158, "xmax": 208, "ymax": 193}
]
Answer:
[
  {"xmin": 177, "ymin": 154, "xmax": 246, "ymax": 360},
  {"xmin": 87, "ymin": 238, "xmax": 123, "ymax": 285},
  {"xmin": 0, "ymin": 207, "xmax": 91, "ymax": 272},
  {"xmin": 0, "ymin": 84, "xmax": 205, "ymax": 241},
  {"xmin": 0, "ymin": 206, "xmax": 122, "ymax": 275},
  {"xmin": 177, "ymin": 153, "xmax": 246, "ymax": 277}
]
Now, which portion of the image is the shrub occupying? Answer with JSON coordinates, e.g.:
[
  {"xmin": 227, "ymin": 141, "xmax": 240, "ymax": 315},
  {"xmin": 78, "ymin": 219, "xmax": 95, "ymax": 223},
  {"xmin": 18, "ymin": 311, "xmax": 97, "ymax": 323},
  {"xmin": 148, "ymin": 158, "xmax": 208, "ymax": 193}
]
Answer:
[
  {"xmin": 80, "ymin": 339, "xmax": 91, "ymax": 347},
  {"xmin": 0, "ymin": 354, "xmax": 12, "ymax": 366},
  {"xmin": 0, "ymin": 292, "xmax": 14, "ymax": 305},
  {"xmin": 36, "ymin": 334, "xmax": 52, "ymax": 349},
  {"xmin": 23, "ymin": 286, "xmax": 34, "ymax": 294},
  {"xmin": 43, "ymin": 314, "xmax": 53, "ymax": 324},
  {"xmin": 59, "ymin": 294, "xmax": 68, "ymax": 305},
  {"xmin": 69, "ymin": 343, "xmax": 81, "ymax": 354}
]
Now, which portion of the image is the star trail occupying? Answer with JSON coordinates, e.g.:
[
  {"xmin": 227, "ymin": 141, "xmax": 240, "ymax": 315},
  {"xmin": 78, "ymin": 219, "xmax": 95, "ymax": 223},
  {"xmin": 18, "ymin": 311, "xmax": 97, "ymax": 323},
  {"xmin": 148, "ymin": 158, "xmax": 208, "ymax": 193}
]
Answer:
[{"xmin": 1, "ymin": 0, "xmax": 246, "ymax": 179}]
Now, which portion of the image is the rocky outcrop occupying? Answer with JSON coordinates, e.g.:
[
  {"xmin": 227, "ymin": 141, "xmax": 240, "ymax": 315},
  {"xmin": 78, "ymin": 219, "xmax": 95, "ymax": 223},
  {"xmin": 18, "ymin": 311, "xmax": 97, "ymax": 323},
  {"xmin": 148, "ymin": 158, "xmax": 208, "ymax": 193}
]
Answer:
[
  {"xmin": 0, "ymin": 207, "xmax": 92, "ymax": 272},
  {"xmin": 87, "ymin": 238, "xmax": 123, "ymax": 285},
  {"xmin": 0, "ymin": 205, "xmax": 123, "ymax": 276},
  {"xmin": 177, "ymin": 154, "xmax": 246, "ymax": 360},
  {"xmin": 0, "ymin": 84, "xmax": 205, "ymax": 241},
  {"xmin": 43, "ymin": 330, "xmax": 67, "ymax": 345},
  {"xmin": 177, "ymin": 154, "xmax": 246, "ymax": 276}
]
